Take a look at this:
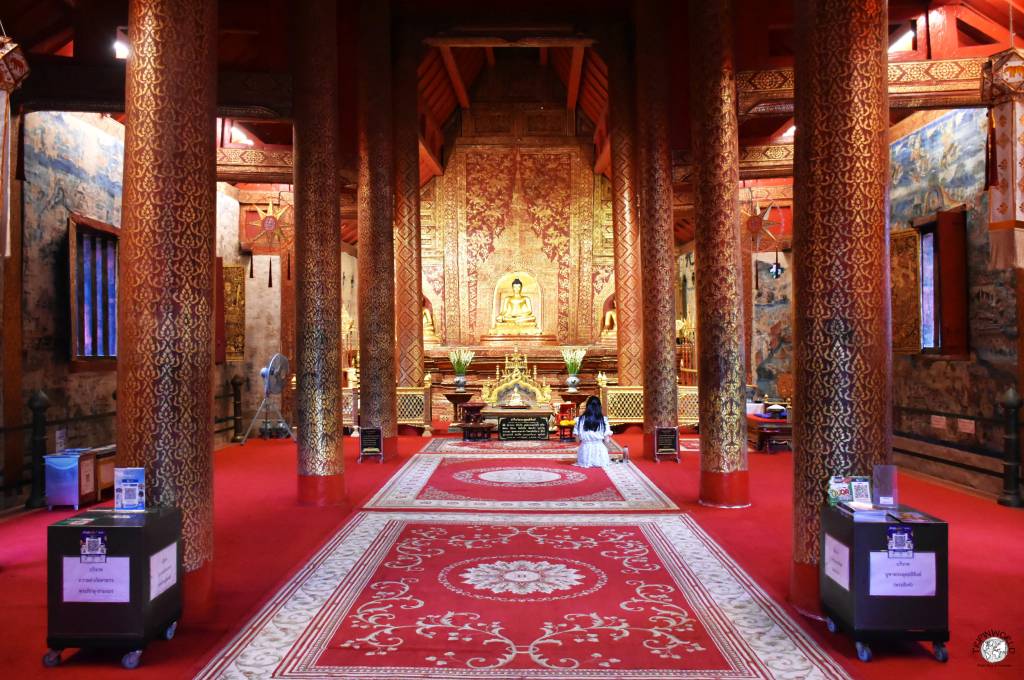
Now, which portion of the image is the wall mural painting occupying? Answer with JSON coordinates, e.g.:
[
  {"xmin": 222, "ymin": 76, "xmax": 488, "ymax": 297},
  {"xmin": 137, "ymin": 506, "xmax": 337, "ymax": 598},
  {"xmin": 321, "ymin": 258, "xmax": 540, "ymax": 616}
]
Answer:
[
  {"xmin": 890, "ymin": 230, "xmax": 921, "ymax": 354},
  {"xmin": 223, "ymin": 265, "xmax": 246, "ymax": 362},
  {"xmin": 888, "ymin": 108, "xmax": 1015, "ymax": 455},
  {"xmin": 889, "ymin": 108, "xmax": 986, "ymax": 227}
]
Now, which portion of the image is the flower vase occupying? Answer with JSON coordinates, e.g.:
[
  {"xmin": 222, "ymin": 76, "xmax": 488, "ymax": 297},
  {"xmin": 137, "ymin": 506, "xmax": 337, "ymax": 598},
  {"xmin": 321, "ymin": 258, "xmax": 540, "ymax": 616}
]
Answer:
[
  {"xmin": 565, "ymin": 374, "xmax": 580, "ymax": 393},
  {"xmin": 453, "ymin": 374, "xmax": 467, "ymax": 393}
]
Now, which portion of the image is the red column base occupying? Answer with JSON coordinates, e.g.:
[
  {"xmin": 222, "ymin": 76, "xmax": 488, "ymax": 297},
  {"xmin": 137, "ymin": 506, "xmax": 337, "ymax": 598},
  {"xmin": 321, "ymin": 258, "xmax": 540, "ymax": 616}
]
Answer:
[
  {"xmin": 619, "ymin": 423, "xmax": 643, "ymax": 435},
  {"xmin": 789, "ymin": 560, "xmax": 824, "ymax": 619},
  {"xmin": 699, "ymin": 470, "xmax": 750, "ymax": 508},
  {"xmin": 297, "ymin": 473, "xmax": 348, "ymax": 506},
  {"xmin": 397, "ymin": 424, "xmax": 421, "ymax": 436},
  {"xmin": 383, "ymin": 435, "xmax": 398, "ymax": 457},
  {"xmin": 181, "ymin": 560, "xmax": 214, "ymax": 624}
]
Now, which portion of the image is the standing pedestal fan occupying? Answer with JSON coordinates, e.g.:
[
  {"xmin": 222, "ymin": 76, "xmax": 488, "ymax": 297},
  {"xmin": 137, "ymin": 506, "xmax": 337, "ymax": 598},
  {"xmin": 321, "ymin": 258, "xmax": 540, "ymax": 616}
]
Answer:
[{"xmin": 241, "ymin": 353, "xmax": 297, "ymax": 444}]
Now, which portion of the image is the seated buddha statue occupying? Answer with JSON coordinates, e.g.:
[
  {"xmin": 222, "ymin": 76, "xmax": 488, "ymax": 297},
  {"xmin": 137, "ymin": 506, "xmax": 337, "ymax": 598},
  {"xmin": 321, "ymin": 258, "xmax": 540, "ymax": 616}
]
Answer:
[
  {"xmin": 601, "ymin": 301, "xmax": 617, "ymax": 338},
  {"xmin": 492, "ymin": 278, "xmax": 540, "ymax": 334}
]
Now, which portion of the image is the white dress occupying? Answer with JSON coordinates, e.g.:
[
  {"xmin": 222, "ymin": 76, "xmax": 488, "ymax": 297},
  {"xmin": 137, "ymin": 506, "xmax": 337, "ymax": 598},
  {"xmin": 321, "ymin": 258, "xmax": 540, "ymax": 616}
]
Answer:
[{"xmin": 574, "ymin": 417, "xmax": 612, "ymax": 468}]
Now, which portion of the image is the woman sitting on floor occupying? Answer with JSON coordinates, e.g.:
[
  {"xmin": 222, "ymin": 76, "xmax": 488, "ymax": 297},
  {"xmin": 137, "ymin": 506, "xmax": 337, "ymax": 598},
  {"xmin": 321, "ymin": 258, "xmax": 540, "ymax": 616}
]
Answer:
[{"xmin": 573, "ymin": 396, "xmax": 612, "ymax": 468}]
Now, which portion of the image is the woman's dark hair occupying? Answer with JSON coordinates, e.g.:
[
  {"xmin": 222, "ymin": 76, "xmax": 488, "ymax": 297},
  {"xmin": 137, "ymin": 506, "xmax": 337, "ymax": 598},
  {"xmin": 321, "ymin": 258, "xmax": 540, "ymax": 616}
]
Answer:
[{"xmin": 581, "ymin": 396, "xmax": 605, "ymax": 432}]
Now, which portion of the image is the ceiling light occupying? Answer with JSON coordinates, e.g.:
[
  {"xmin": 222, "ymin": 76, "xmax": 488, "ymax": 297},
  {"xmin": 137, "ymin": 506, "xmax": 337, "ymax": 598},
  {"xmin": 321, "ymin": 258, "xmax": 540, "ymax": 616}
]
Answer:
[{"xmin": 113, "ymin": 41, "xmax": 129, "ymax": 59}]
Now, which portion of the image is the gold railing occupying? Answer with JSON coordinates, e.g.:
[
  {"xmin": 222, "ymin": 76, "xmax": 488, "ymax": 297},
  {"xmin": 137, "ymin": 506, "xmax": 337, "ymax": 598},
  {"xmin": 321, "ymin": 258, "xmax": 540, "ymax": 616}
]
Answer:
[
  {"xmin": 397, "ymin": 386, "xmax": 433, "ymax": 435},
  {"xmin": 600, "ymin": 385, "xmax": 699, "ymax": 427}
]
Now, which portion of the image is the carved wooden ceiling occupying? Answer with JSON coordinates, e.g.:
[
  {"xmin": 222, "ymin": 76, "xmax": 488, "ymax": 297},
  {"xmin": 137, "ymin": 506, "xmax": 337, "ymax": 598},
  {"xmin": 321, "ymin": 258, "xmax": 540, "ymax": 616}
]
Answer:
[{"xmin": 7, "ymin": 0, "xmax": 1024, "ymax": 246}]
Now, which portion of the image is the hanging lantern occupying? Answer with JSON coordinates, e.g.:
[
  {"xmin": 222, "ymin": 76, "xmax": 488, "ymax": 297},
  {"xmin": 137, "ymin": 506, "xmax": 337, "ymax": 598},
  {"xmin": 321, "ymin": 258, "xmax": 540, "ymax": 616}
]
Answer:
[
  {"xmin": 0, "ymin": 37, "xmax": 30, "ymax": 93},
  {"xmin": 769, "ymin": 249, "xmax": 785, "ymax": 279}
]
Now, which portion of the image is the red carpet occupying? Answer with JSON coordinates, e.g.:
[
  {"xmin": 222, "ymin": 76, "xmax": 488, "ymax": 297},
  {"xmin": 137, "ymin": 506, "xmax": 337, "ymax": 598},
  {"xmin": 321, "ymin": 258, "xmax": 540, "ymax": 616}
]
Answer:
[
  {"xmin": 0, "ymin": 431, "xmax": 1019, "ymax": 678},
  {"xmin": 196, "ymin": 512, "xmax": 845, "ymax": 678},
  {"xmin": 365, "ymin": 453, "xmax": 676, "ymax": 510}
]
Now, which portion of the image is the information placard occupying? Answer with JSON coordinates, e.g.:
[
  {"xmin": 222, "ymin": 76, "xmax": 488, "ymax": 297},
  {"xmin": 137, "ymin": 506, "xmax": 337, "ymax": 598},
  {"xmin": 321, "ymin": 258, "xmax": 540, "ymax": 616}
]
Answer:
[
  {"xmin": 149, "ymin": 542, "xmax": 178, "ymax": 601},
  {"xmin": 497, "ymin": 417, "xmax": 548, "ymax": 440},
  {"xmin": 62, "ymin": 556, "xmax": 130, "ymax": 603},
  {"xmin": 868, "ymin": 551, "xmax": 936, "ymax": 597},
  {"xmin": 823, "ymin": 533, "xmax": 850, "ymax": 591}
]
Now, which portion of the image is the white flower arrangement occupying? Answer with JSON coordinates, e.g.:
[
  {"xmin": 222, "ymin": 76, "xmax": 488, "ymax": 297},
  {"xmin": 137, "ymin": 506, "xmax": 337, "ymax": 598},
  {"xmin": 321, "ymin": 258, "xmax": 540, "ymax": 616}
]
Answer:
[
  {"xmin": 560, "ymin": 347, "xmax": 586, "ymax": 375},
  {"xmin": 448, "ymin": 348, "xmax": 475, "ymax": 375}
]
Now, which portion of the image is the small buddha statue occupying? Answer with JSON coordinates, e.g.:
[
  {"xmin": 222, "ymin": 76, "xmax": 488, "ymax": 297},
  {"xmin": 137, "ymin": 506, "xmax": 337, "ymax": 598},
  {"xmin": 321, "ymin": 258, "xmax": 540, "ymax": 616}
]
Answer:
[
  {"xmin": 492, "ymin": 277, "xmax": 539, "ymax": 334},
  {"xmin": 422, "ymin": 303, "xmax": 439, "ymax": 343},
  {"xmin": 601, "ymin": 301, "xmax": 617, "ymax": 338}
]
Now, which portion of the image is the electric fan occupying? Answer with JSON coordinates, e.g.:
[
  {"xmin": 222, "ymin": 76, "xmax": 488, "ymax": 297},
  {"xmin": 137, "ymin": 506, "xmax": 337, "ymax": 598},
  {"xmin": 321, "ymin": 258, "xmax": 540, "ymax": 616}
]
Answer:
[{"xmin": 240, "ymin": 353, "xmax": 297, "ymax": 444}]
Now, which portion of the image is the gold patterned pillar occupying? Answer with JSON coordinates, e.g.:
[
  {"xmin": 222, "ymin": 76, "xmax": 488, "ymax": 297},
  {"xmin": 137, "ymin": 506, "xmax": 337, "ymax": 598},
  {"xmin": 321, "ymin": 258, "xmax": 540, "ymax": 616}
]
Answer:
[
  {"xmin": 358, "ymin": 0, "xmax": 398, "ymax": 451},
  {"xmin": 393, "ymin": 27, "xmax": 425, "ymax": 392},
  {"xmin": 689, "ymin": 0, "xmax": 748, "ymax": 507},
  {"xmin": 118, "ymin": 0, "xmax": 216, "ymax": 617},
  {"xmin": 606, "ymin": 30, "xmax": 644, "ymax": 388},
  {"xmin": 791, "ymin": 0, "xmax": 891, "ymax": 614},
  {"xmin": 293, "ymin": 0, "xmax": 344, "ymax": 505},
  {"xmin": 634, "ymin": 0, "xmax": 679, "ymax": 455}
]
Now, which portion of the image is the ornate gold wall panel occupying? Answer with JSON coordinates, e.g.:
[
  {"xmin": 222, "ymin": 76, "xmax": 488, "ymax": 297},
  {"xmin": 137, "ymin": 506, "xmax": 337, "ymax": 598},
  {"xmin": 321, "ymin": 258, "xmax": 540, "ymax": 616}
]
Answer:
[
  {"xmin": 606, "ymin": 30, "xmax": 645, "ymax": 387},
  {"xmin": 793, "ymin": 0, "xmax": 892, "ymax": 567},
  {"xmin": 357, "ymin": 0, "xmax": 397, "ymax": 437},
  {"xmin": 223, "ymin": 265, "xmax": 245, "ymax": 362},
  {"xmin": 428, "ymin": 135, "xmax": 601, "ymax": 345},
  {"xmin": 117, "ymin": 0, "xmax": 217, "ymax": 572},
  {"xmin": 890, "ymin": 230, "xmax": 922, "ymax": 353},
  {"xmin": 635, "ymin": 0, "xmax": 679, "ymax": 431},
  {"xmin": 293, "ymin": 0, "xmax": 342, "ymax": 477},
  {"xmin": 689, "ymin": 0, "xmax": 747, "ymax": 477},
  {"xmin": 393, "ymin": 30, "xmax": 425, "ymax": 387}
]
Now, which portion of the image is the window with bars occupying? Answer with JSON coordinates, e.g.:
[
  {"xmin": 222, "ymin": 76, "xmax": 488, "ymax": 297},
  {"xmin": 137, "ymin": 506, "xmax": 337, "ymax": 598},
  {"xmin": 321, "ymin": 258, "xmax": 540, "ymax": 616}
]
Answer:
[{"xmin": 68, "ymin": 213, "xmax": 118, "ymax": 370}]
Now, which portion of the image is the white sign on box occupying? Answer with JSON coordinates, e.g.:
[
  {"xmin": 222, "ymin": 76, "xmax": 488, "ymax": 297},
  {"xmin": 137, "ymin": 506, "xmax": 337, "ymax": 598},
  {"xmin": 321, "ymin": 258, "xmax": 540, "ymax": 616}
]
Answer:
[
  {"xmin": 62, "ymin": 557, "xmax": 130, "ymax": 603},
  {"xmin": 823, "ymin": 534, "xmax": 850, "ymax": 591},
  {"xmin": 149, "ymin": 542, "xmax": 177, "ymax": 601},
  {"xmin": 869, "ymin": 551, "xmax": 936, "ymax": 596}
]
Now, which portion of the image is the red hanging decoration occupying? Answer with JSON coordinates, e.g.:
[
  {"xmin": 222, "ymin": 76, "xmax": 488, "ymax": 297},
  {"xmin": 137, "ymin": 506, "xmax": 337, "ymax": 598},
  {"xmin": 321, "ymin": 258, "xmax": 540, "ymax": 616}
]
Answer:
[
  {"xmin": 286, "ymin": 250, "xmax": 291, "ymax": 280},
  {"xmin": 248, "ymin": 253, "xmax": 254, "ymax": 278},
  {"xmin": 268, "ymin": 258, "xmax": 273, "ymax": 288}
]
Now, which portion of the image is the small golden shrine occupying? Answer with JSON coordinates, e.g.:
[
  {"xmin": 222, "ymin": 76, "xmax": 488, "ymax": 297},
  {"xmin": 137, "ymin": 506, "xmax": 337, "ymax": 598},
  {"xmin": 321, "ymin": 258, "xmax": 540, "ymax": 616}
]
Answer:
[{"xmin": 480, "ymin": 351, "xmax": 553, "ymax": 407}]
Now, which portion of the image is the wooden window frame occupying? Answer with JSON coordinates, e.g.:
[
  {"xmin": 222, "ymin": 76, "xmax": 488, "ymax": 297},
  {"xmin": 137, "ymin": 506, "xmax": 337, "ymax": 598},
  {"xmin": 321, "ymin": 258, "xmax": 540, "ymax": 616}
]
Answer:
[
  {"xmin": 68, "ymin": 212, "xmax": 118, "ymax": 373},
  {"xmin": 912, "ymin": 207, "xmax": 969, "ymax": 359}
]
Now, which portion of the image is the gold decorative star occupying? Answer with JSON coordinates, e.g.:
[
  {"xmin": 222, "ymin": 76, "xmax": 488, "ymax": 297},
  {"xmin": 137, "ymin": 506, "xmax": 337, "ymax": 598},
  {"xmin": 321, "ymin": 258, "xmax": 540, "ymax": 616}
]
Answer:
[{"xmin": 247, "ymin": 199, "xmax": 292, "ymax": 251}]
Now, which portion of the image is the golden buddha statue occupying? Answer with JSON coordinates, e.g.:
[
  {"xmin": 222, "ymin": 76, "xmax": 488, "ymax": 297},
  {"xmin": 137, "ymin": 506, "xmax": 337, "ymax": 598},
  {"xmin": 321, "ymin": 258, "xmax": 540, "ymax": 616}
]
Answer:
[
  {"xmin": 491, "ymin": 277, "xmax": 540, "ymax": 334},
  {"xmin": 422, "ymin": 302, "xmax": 439, "ymax": 344}
]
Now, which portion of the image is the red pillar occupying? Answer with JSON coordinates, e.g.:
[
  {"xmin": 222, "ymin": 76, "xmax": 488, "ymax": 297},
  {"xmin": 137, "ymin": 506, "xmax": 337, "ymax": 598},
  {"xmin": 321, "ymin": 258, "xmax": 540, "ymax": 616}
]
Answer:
[
  {"xmin": 634, "ymin": 0, "xmax": 679, "ymax": 456},
  {"xmin": 791, "ymin": 0, "xmax": 892, "ymax": 615},
  {"xmin": 293, "ymin": 0, "xmax": 345, "ymax": 506},
  {"xmin": 119, "ymin": 0, "xmax": 217, "ymax": 619},
  {"xmin": 689, "ymin": 0, "xmax": 749, "ymax": 507}
]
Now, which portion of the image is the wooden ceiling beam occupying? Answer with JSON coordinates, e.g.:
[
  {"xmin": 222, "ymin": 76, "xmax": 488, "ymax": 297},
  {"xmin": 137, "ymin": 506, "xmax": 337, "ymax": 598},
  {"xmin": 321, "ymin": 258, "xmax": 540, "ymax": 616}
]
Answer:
[
  {"xmin": 425, "ymin": 36, "xmax": 594, "ymax": 48},
  {"xmin": 419, "ymin": 136, "xmax": 443, "ymax": 181},
  {"xmin": 439, "ymin": 45, "xmax": 471, "ymax": 109},
  {"xmin": 566, "ymin": 45, "xmax": 584, "ymax": 112},
  {"xmin": 594, "ymin": 137, "xmax": 611, "ymax": 177}
]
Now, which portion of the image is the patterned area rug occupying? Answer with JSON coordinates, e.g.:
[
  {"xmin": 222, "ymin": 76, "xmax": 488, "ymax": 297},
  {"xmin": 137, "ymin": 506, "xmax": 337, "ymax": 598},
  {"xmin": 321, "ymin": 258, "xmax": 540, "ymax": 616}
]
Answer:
[
  {"xmin": 364, "ymin": 454, "xmax": 677, "ymax": 511},
  {"xmin": 420, "ymin": 438, "xmax": 626, "ymax": 456},
  {"xmin": 196, "ymin": 513, "xmax": 849, "ymax": 680}
]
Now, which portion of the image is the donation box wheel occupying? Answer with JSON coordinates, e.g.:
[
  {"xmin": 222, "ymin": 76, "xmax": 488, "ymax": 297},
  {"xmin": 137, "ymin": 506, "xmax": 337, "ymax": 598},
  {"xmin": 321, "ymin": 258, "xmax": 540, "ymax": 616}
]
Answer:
[
  {"xmin": 42, "ymin": 649, "xmax": 62, "ymax": 667},
  {"xmin": 855, "ymin": 641, "xmax": 873, "ymax": 663},
  {"xmin": 933, "ymin": 642, "xmax": 948, "ymax": 663},
  {"xmin": 121, "ymin": 650, "xmax": 143, "ymax": 670}
]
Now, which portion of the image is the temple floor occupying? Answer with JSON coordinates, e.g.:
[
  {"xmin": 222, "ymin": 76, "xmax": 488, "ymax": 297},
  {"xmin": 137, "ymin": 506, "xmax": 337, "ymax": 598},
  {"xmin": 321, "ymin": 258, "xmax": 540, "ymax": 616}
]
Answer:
[{"xmin": 0, "ymin": 430, "xmax": 1021, "ymax": 678}]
